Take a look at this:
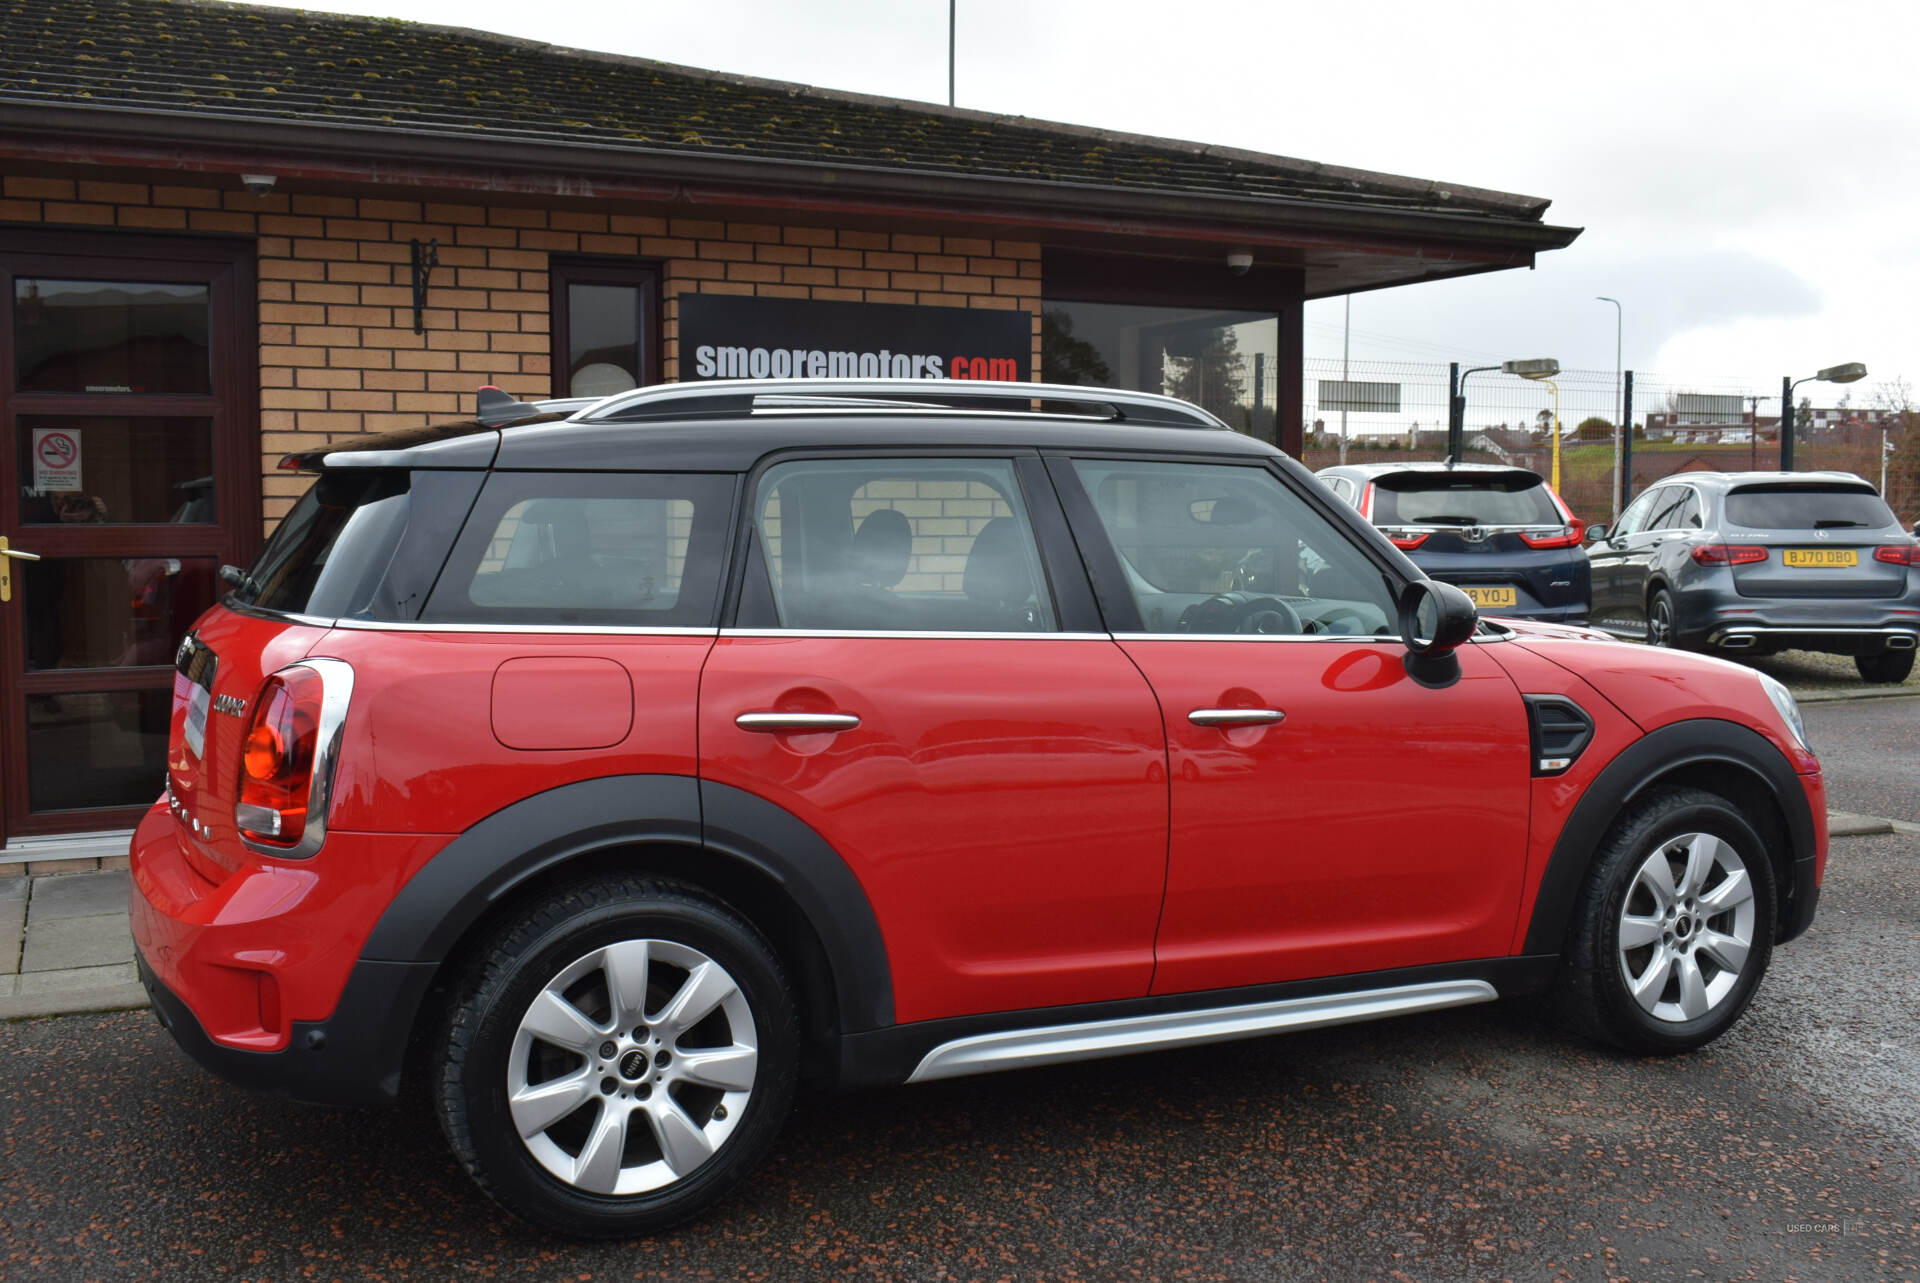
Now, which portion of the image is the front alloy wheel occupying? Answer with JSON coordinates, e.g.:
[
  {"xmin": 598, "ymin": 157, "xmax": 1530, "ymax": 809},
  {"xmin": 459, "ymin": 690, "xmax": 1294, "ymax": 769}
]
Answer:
[
  {"xmin": 1555, "ymin": 786, "xmax": 1776, "ymax": 1054},
  {"xmin": 1615, "ymin": 832, "xmax": 1757, "ymax": 1024}
]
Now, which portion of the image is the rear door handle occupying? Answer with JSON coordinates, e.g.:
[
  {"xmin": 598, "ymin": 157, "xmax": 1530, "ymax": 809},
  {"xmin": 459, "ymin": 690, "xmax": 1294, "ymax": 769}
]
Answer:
[
  {"xmin": 735, "ymin": 712, "xmax": 861, "ymax": 733},
  {"xmin": 1188, "ymin": 708, "xmax": 1286, "ymax": 728}
]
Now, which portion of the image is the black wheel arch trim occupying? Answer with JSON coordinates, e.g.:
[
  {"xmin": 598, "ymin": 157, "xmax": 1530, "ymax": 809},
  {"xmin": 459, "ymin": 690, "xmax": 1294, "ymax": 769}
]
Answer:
[
  {"xmin": 1521, "ymin": 718, "xmax": 1819, "ymax": 956},
  {"xmin": 354, "ymin": 773, "xmax": 894, "ymax": 1029}
]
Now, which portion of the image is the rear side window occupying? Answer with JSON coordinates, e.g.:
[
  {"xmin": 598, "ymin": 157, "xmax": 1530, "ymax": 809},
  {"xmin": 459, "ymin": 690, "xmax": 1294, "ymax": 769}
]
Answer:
[
  {"xmin": 425, "ymin": 472, "xmax": 734, "ymax": 626},
  {"xmin": 746, "ymin": 457, "xmax": 1057, "ymax": 633},
  {"xmin": 1724, "ymin": 485, "xmax": 1895, "ymax": 530},
  {"xmin": 234, "ymin": 470, "xmax": 410, "ymax": 617},
  {"xmin": 1370, "ymin": 473, "xmax": 1560, "ymax": 526}
]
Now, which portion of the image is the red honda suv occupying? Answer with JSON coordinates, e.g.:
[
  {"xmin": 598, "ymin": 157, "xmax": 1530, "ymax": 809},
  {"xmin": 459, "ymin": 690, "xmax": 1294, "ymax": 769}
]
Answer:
[{"xmin": 132, "ymin": 380, "xmax": 1827, "ymax": 1238}]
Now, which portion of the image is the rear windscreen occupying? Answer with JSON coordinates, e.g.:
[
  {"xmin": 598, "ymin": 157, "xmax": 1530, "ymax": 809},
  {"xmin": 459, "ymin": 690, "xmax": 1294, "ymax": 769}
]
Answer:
[
  {"xmin": 1724, "ymin": 485, "xmax": 1895, "ymax": 530},
  {"xmin": 231, "ymin": 470, "xmax": 411, "ymax": 616},
  {"xmin": 1370, "ymin": 474, "xmax": 1561, "ymax": 526}
]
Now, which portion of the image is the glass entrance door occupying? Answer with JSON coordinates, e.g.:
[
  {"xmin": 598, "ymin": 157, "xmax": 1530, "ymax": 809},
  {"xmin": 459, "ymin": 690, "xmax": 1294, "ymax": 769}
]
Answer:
[{"xmin": 0, "ymin": 235, "xmax": 257, "ymax": 840}]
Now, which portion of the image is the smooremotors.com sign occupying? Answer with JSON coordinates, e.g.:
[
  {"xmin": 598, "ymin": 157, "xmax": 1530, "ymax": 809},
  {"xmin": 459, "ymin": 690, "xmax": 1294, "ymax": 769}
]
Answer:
[{"xmin": 679, "ymin": 295, "xmax": 1031, "ymax": 384}]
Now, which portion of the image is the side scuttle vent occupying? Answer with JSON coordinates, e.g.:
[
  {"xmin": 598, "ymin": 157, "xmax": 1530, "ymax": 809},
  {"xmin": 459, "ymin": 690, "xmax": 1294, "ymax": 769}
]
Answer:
[{"xmin": 1524, "ymin": 695, "xmax": 1594, "ymax": 777}]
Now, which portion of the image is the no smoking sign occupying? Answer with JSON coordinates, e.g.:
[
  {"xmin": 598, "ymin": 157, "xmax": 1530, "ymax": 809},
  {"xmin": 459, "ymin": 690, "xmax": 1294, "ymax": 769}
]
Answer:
[{"xmin": 31, "ymin": 427, "xmax": 82, "ymax": 491}]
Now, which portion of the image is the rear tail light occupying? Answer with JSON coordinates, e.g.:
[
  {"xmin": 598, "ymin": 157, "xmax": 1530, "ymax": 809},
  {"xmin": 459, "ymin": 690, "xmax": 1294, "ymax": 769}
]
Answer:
[
  {"xmin": 234, "ymin": 659, "xmax": 354, "ymax": 858},
  {"xmin": 1691, "ymin": 544, "xmax": 1768, "ymax": 566},
  {"xmin": 1359, "ymin": 481, "xmax": 1375, "ymax": 520},
  {"xmin": 1519, "ymin": 518, "xmax": 1587, "ymax": 549},
  {"xmin": 1384, "ymin": 528, "xmax": 1429, "ymax": 551},
  {"xmin": 1874, "ymin": 544, "xmax": 1920, "ymax": 565}
]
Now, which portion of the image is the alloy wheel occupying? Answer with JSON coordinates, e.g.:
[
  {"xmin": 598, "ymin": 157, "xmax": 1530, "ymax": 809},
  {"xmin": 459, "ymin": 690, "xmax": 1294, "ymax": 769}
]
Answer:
[
  {"xmin": 1647, "ymin": 595, "xmax": 1675, "ymax": 647},
  {"xmin": 1616, "ymin": 832, "xmax": 1757, "ymax": 1023},
  {"xmin": 507, "ymin": 939, "xmax": 759, "ymax": 1195}
]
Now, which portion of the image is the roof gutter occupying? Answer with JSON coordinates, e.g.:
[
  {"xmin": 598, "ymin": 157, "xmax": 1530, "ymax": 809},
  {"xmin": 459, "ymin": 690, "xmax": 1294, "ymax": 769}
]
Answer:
[{"xmin": 0, "ymin": 101, "xmax": 1581, "ymax": 260}]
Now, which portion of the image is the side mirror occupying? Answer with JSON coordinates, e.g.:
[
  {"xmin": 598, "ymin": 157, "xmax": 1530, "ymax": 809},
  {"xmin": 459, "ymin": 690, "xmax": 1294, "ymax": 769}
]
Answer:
[
  {"xmin": 1398, "ymin": 580, "xmax": 1478, "ymax": 658},
  {"xmin": 1585, "ymin": 523, "xmax": 1609, "ymax": 542}
]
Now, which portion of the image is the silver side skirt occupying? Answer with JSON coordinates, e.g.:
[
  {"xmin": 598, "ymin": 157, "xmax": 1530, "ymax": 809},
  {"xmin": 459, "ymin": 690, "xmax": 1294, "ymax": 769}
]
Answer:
[{"xmin": 905, "ymin": 979, "xmax": 1499, "ymax": 1084}]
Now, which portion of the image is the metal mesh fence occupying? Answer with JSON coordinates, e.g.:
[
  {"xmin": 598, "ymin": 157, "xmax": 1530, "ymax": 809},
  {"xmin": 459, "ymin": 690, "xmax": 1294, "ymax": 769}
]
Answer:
[{"xmin": 1300, "ymin": 359, "xmax": 1914, "ymax": 528}]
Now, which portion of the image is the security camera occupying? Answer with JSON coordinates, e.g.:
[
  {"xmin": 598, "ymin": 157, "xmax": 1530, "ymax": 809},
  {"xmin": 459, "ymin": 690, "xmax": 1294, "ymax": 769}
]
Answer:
[
  {"xmin": 239, "ymin": 173, "xmax": 277, "ymax": 195},
  {"xmin": 1226, "ymin": 249, "xmax": 1254, "ymax": 276}
]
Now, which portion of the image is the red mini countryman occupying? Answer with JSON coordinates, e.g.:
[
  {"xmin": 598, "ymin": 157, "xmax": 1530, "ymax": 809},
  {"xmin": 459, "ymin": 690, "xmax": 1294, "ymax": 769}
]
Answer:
[{"xmin": 132, "ymin": 380, "xmax": 1826, "ymax": 1238}]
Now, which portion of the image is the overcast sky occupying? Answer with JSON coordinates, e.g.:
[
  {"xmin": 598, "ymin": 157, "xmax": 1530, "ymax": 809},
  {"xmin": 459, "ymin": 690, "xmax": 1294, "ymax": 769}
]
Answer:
[{"xmin": 243, "ymin": 0, "xmax": 1918, "ymax": 403}]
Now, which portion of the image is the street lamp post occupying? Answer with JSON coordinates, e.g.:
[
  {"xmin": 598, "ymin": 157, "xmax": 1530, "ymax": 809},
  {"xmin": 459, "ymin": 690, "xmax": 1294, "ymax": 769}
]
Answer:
[
  {"xmin": 1450, "ymin": 364, "xmax": 1500, "ymax": 463},
  {"xmin": 1596, "ymin": 297, "xmax": 1622, "ymax": 519},
  {"xmin": 1781, "ymin": 362, "xmax": 1867, "ymax": 471},
  {"xmin": 1504, "ymin": 358, "xmax": 1563, "ymax": 488}
]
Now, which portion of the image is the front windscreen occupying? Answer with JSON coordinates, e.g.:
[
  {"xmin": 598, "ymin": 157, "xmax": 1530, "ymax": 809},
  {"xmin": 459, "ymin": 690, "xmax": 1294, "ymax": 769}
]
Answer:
[
  {"xmin": 1370, "ymin": 473, "xmax": 1560, "ymax": 526},
  {"xmin": 1724, "ymin": 485, "xmax": 1895, "ymax": 530}
]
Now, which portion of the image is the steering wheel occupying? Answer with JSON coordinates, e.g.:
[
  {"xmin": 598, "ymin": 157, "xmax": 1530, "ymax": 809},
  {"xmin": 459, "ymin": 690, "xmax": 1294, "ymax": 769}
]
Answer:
[
  {"xmin": 1176, "ymin": 592, "xmax": 1302, "ymax": 636},
  {"xmin": 1234, "ymin": 596, "xmax": 1302, "ymax": 635},
  {"xmin": 1313, "ymin": 607, "xmax": 1370, "ymax": 637}
]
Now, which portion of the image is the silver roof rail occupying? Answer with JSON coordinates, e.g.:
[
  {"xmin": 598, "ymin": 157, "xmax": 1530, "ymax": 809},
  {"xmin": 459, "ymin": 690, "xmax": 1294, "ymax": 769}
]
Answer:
[{"xmin": 570, "ymin": 378, "xmax": 1231, "ymax": 430}]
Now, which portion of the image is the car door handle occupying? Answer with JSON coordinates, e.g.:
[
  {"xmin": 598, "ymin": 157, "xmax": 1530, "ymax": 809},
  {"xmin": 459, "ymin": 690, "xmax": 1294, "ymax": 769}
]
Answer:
[
  {"xmin": 1188, "ymin": 708, "xmax": 1286, "ymax": 728},
  {"xmin": 735, "ymin": 712, "xmax": 861, "ymax": 733}
]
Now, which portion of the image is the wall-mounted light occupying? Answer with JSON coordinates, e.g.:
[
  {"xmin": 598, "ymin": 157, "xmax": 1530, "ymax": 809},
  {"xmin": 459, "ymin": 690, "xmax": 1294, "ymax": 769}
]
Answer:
[{"xmin": 239, "ymin": 173, "xmax": 277, "ymax": 195}]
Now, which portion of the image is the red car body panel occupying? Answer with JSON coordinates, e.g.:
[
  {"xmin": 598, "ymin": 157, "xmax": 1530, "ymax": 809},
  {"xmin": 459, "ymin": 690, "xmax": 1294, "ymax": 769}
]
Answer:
[
  {"xmin": 698, "ymin": 634, "xmax": 1169, "ymax": 1023},
  {"xmin": 313, "ymin": 628, "xmax": 711, "ymax": 835},
  {"xmin": 1478, "ymin": 639, "xmax": 1657, "ymax": 954},
  {"xmin": 1115, "ymin": 638, "xmax": 1534, "ymax": 994}
]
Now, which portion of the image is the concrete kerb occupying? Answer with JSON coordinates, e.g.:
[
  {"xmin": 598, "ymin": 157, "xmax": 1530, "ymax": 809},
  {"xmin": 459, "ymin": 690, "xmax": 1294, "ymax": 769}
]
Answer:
[{"xmin": 1793, "ymin": 685, "xmax": 1920, "ymax": 704}]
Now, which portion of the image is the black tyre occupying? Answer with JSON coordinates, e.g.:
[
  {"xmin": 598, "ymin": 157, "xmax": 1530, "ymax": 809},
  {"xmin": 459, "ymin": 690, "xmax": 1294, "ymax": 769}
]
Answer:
[
  {"xmin": 1646, "ymin": 588, "xmax": 1679, "ymax": 649},
  {"xmin": 1856, "ymin": 649, "xmax": 1915, "ymax": 684},
  {"xmin": 1554, "ymin": 786, "xmax": 1775, "ymax": 1055},
  {"xmin": 436, "ymin": 875, "xmax": 797, "ymax": 1238}
]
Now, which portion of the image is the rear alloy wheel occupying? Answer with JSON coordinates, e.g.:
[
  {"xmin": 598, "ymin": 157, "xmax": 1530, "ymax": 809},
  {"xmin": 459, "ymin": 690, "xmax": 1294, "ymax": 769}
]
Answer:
[
  {"xmin": 436, "ymin": 877, "xmax": 796, "ymax": 1238},
  {"xmin": 1855, "ymin": 649, "xmax": 1915, "ymax": 684},
  {"xmin": 1555, "ymin": 787, "xmax": 1775, "ymax": 1054},
  {"xmin": 1646, "ymin": 588, "xmax": 1678, "ymax": 649}
]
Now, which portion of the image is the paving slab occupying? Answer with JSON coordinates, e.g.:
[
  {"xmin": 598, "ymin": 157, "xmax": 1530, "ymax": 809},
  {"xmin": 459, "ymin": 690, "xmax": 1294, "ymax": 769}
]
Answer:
[
  {"xmin": 1, "ymin": 877, "xmax": 25, "ymax": 976},
  {"xmin": 27, "ymin": 870, "xmax": 130, "ymax": 922},
  {"xmin": 0, "ymin": 961, "xmax": 146, "ymax": 1019},
  {"xmin": 20, "ymin": 913, "xmax": 133, "ymax": 974}
]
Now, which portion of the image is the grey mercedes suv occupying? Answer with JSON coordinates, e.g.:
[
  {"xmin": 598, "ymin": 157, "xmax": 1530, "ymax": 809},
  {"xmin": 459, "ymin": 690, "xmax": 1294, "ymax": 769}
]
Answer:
[{"xmin": 1587, "ymin": 471, "xmax": 1920, "ymax": 682}]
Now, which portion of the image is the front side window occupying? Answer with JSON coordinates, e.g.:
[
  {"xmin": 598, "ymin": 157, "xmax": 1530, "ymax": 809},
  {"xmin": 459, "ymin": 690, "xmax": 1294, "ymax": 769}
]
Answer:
[
  {"xmin": 1070, "ymin": 459, "xmax": 1398, "ymax": 637},
  {"xmin": 1613, "ymin": 487, "xmax": 1663, "ymax": 539},
  {"xmin": 748, "ymin": 458, "xmax": 1056, "ymax": 633},
  {"xmin": 426, "ymin": 472, "xmax": 731, "ymax": 626}
]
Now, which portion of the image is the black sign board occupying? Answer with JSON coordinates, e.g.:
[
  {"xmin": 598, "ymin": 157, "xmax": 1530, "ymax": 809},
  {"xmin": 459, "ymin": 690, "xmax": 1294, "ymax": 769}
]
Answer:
[{"xmin": 679, "ymin": 294, "xmax": 1032, "ymax": 383}]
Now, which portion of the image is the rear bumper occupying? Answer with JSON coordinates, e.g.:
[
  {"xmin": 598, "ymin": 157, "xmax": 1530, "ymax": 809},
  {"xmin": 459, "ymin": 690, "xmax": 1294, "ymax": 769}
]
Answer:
[
  {"xmin": 1705, "ymin": 624, "xmax": 1919, "ymax": 655},
  {"xmin": 136, "ymin": 949, "xmax": 431, "ymax": 1107},
  {"xmin": 129, "ymin": 798, "xmax": 446, "ymax": 1106}
]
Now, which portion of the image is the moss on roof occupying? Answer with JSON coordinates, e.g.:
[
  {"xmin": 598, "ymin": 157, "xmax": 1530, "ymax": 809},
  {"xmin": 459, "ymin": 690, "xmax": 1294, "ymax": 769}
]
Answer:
[{"xmin": 0, "ymin": 0, "xmax": 1554, "ymax": 221}]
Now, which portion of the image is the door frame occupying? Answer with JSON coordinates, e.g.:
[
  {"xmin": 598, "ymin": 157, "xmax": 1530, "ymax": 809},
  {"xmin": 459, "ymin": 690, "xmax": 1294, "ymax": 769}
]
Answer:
[{"xmin": 0, "ymin": 228, "xmax": 258, "ymax": 840}]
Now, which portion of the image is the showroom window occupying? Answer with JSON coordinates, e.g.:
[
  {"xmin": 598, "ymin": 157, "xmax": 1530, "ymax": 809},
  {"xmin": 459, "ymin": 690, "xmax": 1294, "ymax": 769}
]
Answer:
[
  {"xmin": 550, "ymin": 258, "xmax": 660, "ymax": 399},
  {"xmin": 1042, "ymin": 301, "xmax": 1279, "ymax": 439}
]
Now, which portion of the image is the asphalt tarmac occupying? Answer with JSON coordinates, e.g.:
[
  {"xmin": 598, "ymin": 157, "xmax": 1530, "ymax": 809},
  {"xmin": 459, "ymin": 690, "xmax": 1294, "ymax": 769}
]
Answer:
[
  {"xmin": 1805, "ymin": 697, "xmax": 1920, "ymax": 826},
  {"xmin": 4, "ymin": 708, "xmax": 1916, "ymax": 1281}
]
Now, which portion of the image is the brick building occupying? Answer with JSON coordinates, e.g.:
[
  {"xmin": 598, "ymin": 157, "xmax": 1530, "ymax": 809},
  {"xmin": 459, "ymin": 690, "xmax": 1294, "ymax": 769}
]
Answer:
[{"xmin": 0, "ymin": 0, "xmax": 1578, "ymax": 854}]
